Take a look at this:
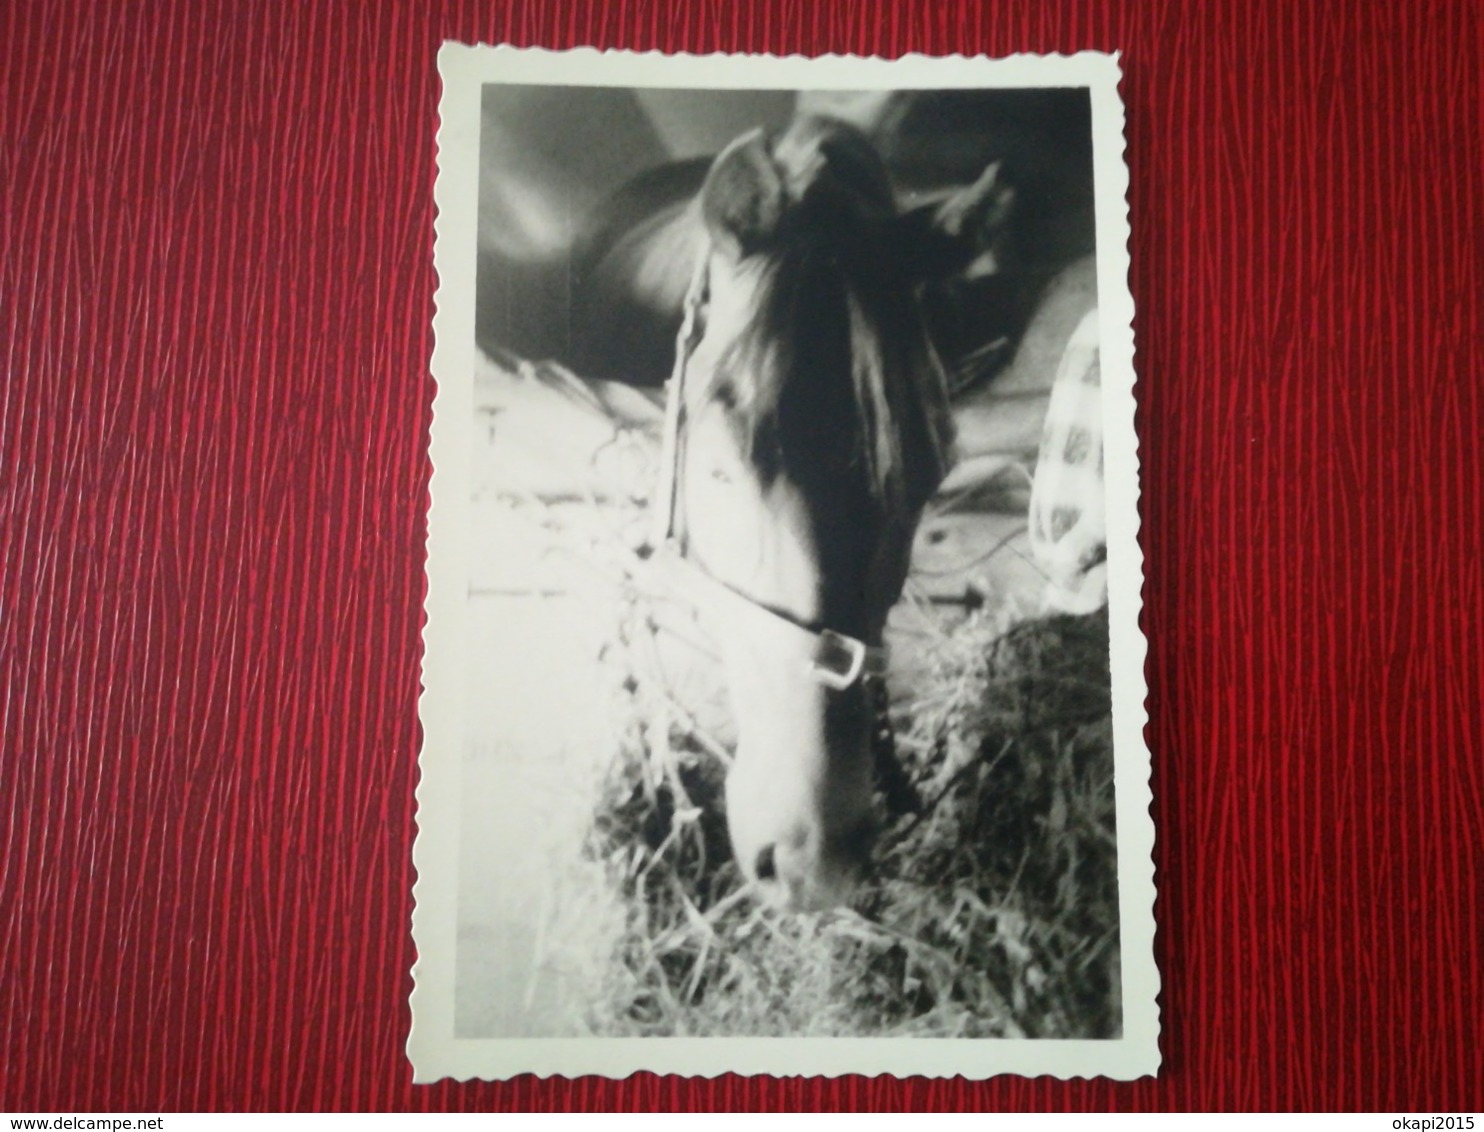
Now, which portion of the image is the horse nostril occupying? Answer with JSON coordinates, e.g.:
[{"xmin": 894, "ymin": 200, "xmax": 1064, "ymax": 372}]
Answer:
[{"xmin": 753, "ymin": 843, "xmax": 778, "ymax": 882}]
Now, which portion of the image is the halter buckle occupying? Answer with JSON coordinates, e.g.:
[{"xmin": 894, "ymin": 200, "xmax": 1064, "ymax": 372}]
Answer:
[{"xmin": 809, "ymin": 630, "xmax": 877, "ymax": 691}]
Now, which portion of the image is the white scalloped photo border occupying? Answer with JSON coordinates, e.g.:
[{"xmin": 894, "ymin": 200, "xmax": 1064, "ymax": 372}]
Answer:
[{"xmin": 412, "ymin": 42, "xmax": 1155, "ymax": 1082}]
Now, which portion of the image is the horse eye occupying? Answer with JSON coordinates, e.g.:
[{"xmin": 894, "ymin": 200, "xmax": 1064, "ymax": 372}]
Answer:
[{"xmin": 710, "ymin": 466, "xmax": 733, "ymax": 485}]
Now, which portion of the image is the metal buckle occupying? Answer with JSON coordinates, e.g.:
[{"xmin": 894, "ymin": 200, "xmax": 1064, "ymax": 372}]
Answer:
[{"xmin": 809, "ymin": 630, "xmax": 869, "ymax": 690}]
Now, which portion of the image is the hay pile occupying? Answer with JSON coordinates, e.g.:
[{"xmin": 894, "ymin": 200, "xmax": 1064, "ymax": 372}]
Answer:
[{"xmin": 583, "ymin": 593, "xmax": 1121, "ymax": 1039}]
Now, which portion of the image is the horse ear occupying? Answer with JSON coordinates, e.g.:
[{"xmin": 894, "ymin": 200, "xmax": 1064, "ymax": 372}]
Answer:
[
  {"xmin": 889, "ymin": 160, "xmax": 1015, "ymax": 282},
  {"xmin": 701, "ymin": 128, "xmax": 786, "ymax": 259}
]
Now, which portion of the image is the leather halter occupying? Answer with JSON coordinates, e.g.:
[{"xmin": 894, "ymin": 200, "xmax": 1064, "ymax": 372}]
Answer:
[{"xmin": 645, "ymin": 246, "xmax": 889, "ymax": 693}]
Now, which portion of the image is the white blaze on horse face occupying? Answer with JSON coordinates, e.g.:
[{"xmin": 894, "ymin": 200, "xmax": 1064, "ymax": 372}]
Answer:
[
  {"xmin": 685, "ymin": 529, "xmax": 875, "ymax": 911},
  {"xmin": 681, "ymin": 258, "xmax": 824, "ymax": 624},
  {"xmin": 682, "ymin": 410, "xmax": 819, "ymax": 622},
  {"xmin": 719, "ymin": 618, "xmax": 876, "ymax": 912},
  {"xmin": 680, "ymin": 256, "xmax": 877, "ymax": 910}
]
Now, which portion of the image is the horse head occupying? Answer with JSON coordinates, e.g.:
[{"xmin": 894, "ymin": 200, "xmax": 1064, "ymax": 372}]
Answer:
[{"xmin": 667, "ymin": 117, "xmax": 988, "ymax": 909}]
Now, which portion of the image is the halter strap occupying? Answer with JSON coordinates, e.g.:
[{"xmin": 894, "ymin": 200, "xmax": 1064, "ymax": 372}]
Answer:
[
  {"xmin": 644, "ymin": 241, "xmax": 888, "ymax": 692},
  {"xmin": 648, "ymin": 541, "xmax": 888, "ymax": 690}
]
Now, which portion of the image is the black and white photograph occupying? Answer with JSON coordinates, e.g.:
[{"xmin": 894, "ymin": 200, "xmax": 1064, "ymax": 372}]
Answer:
[{"xmin": 412, "ymin": 45, "xmax": 1154, "ymax": 1080}]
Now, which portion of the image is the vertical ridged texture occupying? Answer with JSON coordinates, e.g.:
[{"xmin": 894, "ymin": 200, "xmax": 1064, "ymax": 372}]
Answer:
[{"xmin": 2, "ymin": 0, "xmax": 1480, "ymax": 1112}]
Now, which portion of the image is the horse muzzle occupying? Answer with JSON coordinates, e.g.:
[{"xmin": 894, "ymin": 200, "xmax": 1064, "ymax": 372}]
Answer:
[
  {"xmin": 739, "ymin": 819, "xmax": 875, "ymax": 912},
  {"xmin": 723, "ymin": 695, "xmax": 878, "ymax": 912}
]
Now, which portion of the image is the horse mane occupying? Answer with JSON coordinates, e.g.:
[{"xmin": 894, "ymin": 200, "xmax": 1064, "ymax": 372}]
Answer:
[{"xmin": 708, "ymin": 180, "xmax": 953, "ymax": 520}]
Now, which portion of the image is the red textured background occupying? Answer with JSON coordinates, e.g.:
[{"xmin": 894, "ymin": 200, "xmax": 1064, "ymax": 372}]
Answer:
[{"xmin": 3, "ymin": 0, "xmax": 1481, "ymax": 1113}]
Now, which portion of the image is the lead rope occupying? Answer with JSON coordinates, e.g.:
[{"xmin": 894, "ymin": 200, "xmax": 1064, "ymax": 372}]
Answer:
[{"xmin": 647, "ymin": 245, "xmax": 711, "ymax": 553}]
